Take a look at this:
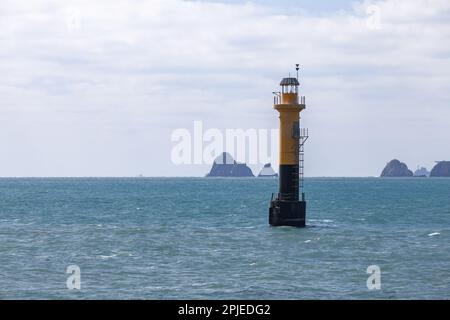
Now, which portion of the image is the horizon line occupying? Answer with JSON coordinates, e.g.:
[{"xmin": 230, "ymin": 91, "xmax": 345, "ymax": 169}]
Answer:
[{"xmin": 0, "ymin": 176, "xmax": 421, "ymax": 179}]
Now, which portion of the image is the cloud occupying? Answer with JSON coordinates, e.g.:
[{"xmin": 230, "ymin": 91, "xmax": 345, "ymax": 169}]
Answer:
[{"xmin": 0, "ymin": 0, "xmax": 449, "ymax": 176}]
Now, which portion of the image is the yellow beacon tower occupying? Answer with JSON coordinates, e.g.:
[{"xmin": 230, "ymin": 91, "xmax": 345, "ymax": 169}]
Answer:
[{"xmin": 269, "ymin": 65, "xmax": 309, "ymax": 227}]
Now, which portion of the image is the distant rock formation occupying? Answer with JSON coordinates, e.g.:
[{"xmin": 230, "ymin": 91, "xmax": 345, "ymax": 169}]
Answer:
[
  {"xmin": 258, "ymin": 163, "xmax": 278, "ymax": 178},
  {"xmin": 380, "ymin": 159, "xmax": 413, "ymax": 177},
  {"xmin": 414, "ymin": 166, "xmax": 430, "ymax": 177},
  {"xmin": 206, "ymin": 152, "xmax": 254, "ymax": 177},
  {"xmin": 430, "ymin": 161, "xmax": 450, "ymax": 177}
]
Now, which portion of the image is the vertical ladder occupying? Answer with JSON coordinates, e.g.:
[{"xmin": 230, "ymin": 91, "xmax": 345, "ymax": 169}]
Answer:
[
  {"xmin": 290, "ymin": 126, "xmax": 308, "ymax": 201},
  {"xmin": 298, "ymin": 128, "xmax": 309, "ymax": 199}
]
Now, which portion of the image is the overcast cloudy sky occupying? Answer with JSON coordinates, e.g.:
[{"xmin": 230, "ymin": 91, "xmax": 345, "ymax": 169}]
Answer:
[{"xmin": 1, "ymin": 0, "xmax": 449, "ymax": 177}]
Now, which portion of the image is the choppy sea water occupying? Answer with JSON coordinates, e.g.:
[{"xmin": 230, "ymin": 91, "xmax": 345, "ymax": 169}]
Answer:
[{"xmin": 0, "ymin": 177, "xmax": 449, "ymax": 300}]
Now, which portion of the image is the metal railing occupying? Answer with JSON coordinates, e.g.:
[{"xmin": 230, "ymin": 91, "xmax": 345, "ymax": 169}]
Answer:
[
  {"xmin": 273, "ymin": 95, "xmax": 306, "ymax": 105},
  {"xmin": 274, "ymin": 95, "xmax": 281, "ymax": 105},
  {"xmin": 299, "ymin": 96, "xmax": 306, "ymax": 105}
]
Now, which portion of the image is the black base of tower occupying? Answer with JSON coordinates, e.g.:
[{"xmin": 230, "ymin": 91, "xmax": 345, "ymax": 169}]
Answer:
[{"xmin": 269, "ymin": 199, "xmax": 306, "ymax": 228}]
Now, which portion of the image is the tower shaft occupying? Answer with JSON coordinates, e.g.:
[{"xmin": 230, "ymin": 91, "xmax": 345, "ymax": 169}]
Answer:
[
  {"xmin": 277, "ymin": 104, "xmax": 301, "ymax": 201},
  {"xmin": 269, "ymin": 77, "xmax": 307, "ymax": 228}
]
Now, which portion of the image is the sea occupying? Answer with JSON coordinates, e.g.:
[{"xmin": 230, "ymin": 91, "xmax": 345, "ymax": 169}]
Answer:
[{"xmin": 0, "ymin": 177, "xmax": 448, "ymax": 299}]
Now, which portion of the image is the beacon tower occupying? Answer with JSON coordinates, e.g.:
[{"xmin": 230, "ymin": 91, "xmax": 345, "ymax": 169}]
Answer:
[{"xmin": 269, "ymin": 65, "xmax": 309, "ymax": 227}]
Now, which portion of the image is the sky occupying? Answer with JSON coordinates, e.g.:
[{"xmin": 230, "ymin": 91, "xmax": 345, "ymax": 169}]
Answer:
[{"xmin": 1, "ymin": 0, "xmax": 450, "ymax": 177}]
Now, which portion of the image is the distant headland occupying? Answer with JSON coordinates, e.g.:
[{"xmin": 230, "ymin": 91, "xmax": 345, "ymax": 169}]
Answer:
[
  {"xmin": 206, "ymin": 152, "xmax": 254, "ymax": 177},
  {"xmin": 380, "ymin": 159, "xmax": 413, "ymax": 177},
  {"xmin": 258, "ymin": 163, "xmax": 278, "ymax": 178},
  {"xmin": 430, "ymin": 161, "xmax": 450, "ymax": 177},
  {"xmin": 205, "ymin": 154, "xmax": 450, "ymax": 178},
  {"xmin": 205, "ymin": 153, "xmax": 279, "ymax": 178},
  {"xmin": 381, "ymin": 159, "xmax": 450, "ymax": 177}
]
